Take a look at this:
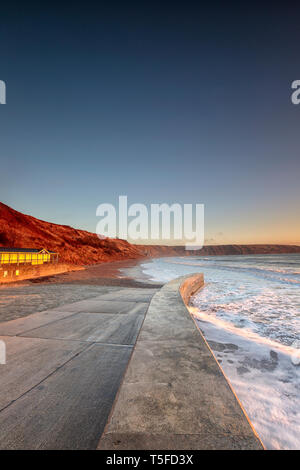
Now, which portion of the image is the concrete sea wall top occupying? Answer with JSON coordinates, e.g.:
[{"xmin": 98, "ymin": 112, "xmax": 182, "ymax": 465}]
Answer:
[{"xmin": 98, "ymin": 274, "xmax": 264, "ymax": 450}]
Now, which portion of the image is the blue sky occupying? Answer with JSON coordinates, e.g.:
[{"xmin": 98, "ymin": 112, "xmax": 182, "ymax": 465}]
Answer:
[{"xmin": 1, "ymin": 2, "xmax": 299, "ymax": 244}]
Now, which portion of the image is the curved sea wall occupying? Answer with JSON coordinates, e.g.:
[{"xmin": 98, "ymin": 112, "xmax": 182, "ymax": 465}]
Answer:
[{"xmin": 98, "ymin": 274, "xmax": 264, "ymax": 450}]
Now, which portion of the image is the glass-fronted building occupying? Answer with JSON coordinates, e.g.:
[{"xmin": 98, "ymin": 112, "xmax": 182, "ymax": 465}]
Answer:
[{"xmin": 0, "ymin": 248, "xmax": 58, "ymax": 265}]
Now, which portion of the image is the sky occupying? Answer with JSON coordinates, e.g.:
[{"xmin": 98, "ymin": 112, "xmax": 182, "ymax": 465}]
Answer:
[{"xmin": 0, "ymin": 2, "xmax": 299, "ymax": 245}]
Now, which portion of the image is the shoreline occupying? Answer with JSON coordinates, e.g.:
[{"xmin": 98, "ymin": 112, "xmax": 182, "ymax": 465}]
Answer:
[
  {"xmin": 138, "ymin": 254, "xmax": 300, "ymax": 450},
  {"xmin": 3, "ymin": 250, "xmax": 300, "ymax": 289},
  {"xmin": 1, "ymin": 254, "xmax": 295, "ymax": 448},
  {"xmin": 0, "ymin": 258, "xmax": 161, "ymax": 290},
  {"xmin": 99, "ymin": 274, "xmax": 264, "ymax": 450},
  {"xmin": 0, "ymin": 270, "xmax": 263, "ymax": 449}
]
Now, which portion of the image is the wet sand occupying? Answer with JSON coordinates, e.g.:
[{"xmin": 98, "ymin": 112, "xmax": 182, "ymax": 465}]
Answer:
[
  {"xmin": 42, "ymin": 259, "xmax": 162, "ymax": 287},
  {"xmin": 1, "ymin": 258, "xmax": 163, "ymax": 290}
]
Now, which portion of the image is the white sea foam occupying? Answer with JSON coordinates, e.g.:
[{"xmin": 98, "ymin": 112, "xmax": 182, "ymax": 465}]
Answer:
[{"xmin": 140, "ymin": 254, "xmax": 300, "ymax": 450}]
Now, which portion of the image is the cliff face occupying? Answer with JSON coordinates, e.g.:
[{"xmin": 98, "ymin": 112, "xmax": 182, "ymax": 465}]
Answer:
[
  {"xmin": 0, "ymin": 202, "xmax": 143, "ymax": 264},
  {"xmin": 0, "ymin": 202, "xmax": 299, "ymax": 265}
]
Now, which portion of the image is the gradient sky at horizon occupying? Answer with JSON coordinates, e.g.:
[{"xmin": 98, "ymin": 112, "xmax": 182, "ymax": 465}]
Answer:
[{"xmin": 0, "ymin": 2, "xmax": 299, "ymax": 245}]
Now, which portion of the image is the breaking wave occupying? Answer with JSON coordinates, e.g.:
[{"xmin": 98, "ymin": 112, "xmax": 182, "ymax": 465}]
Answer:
[{"xmin": 140, "ymin": 254, "xmax": 300, "ymax": 449}]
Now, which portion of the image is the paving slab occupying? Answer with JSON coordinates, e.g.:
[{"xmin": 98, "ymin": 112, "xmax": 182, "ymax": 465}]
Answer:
[
  {"xmin": 0, "ymin": 335, "xmax": 88, "ymax": 410},
  {"xmin": 95, "ymin": 288, "xmax": 159, "ymax": 303},
  {"xmin": 0, "ymin": 285, "xmax": 153, "ymax": 450},
  {"xmin": 0, "ymin": 343, "xmax": 132, "ymax": 449},
  {"xmin": 0, "ymin": 309, "xmax": 78, "ymax": 336},
  {"xmin": 46, "ymin": 299, "xmax": 149, "ymax": 315},
  {"xmin": 20, "ymin": 311, "xmax": 145, "ymax": 345},
  {"xmin": 0, "ymin": 285, "xmax": 121, "ymax": 323}
]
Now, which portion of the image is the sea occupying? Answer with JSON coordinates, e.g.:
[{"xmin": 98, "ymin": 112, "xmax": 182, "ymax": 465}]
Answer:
[{"xmin": 138, "ymin": 254, "xmax": 300, "ymax": 450}]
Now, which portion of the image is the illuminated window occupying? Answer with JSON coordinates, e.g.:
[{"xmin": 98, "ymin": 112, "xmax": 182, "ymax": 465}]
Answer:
[
  {"xmin": 15, "ymin": 270, "xmax": 19, "ymax": 276},
  {"xmin": 3, "ymin": 271, "xmax": 8, "ymax": 277}
]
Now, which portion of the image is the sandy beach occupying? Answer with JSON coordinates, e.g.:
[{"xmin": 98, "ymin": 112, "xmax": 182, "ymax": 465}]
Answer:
[
  {"xmin": 31, "ymin": 259, "xmax": 161, "ymax": 286},
  {"xmin": 0, "ymin": 259, "xmax": 161, "ymax": 323},
  {"xmin": 0, "ymin": 258, "xmax": 161, "ymax": 288}
]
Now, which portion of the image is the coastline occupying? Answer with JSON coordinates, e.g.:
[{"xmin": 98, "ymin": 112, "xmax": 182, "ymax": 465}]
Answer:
[
  {"xmin": 136, "ymin": 254, "xmax": 300, "ymax": 449},
  {"xmin": 0, "ymin": 258, "xmax": 161, "ymax": 290},
  {"xmin": 1, "ymin": 254, "xmax": 296, "ymax": 449},
  {"xmin": 99, "ymin": 274, "xmax": 263, "ymax": 450}
]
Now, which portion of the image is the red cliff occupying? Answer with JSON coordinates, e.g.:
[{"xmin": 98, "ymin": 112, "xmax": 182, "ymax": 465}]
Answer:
[
  {"xmin": 1, "ymin": 202, "xmax": 299, "ymax": 265},
  {"xmin": 0, "ymin": 202, "xmax": 143, "ymax": 264}
]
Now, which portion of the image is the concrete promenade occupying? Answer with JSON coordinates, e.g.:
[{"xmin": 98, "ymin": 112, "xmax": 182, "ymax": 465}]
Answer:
[
  {"xmin": 0, "ymin": 285, "xmax": 158, "ymax": 449},
  {"xmin": 0, "ymin": 273, "xmax": 263, "ymax": 450},
  {"xmin": 99, "ymin": 275, "xmax": 264, "ymax": 450}
]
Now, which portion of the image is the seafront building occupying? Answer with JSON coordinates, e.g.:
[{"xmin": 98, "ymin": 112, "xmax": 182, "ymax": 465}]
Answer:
[
  {"xmin": 0, "ymin": 247, "xmax": 59, "ymax": 281},
  {"xmin": 0, "ymin": 248, "xmax": 58, "ymax": 265}
]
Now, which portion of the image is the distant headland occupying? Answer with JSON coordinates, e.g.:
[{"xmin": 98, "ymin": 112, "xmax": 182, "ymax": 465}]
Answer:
[{"xmin": 1, "ymin": 202, "xmax": 299, "ymax": 266}]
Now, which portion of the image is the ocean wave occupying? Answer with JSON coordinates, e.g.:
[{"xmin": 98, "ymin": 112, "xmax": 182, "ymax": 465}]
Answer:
[
  {"xmin": 139, "ymin": 254, "xmax": 300, "ymax": 449},
  {"xmin": 163, "ymin": 257, "xmax": 300, "ymax": 285},
  {"xmin": 190, "ymin": 304, "xmax": 300, "ymax": 450},
  {"xmin": 189, "ymin": 304, "xmax": 300, "ymax": 357}
]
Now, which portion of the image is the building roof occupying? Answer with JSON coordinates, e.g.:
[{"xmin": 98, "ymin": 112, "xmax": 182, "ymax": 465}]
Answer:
[{"xmin": 0, "ymin": 248, "xmax": 57, "ymax": 254}]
